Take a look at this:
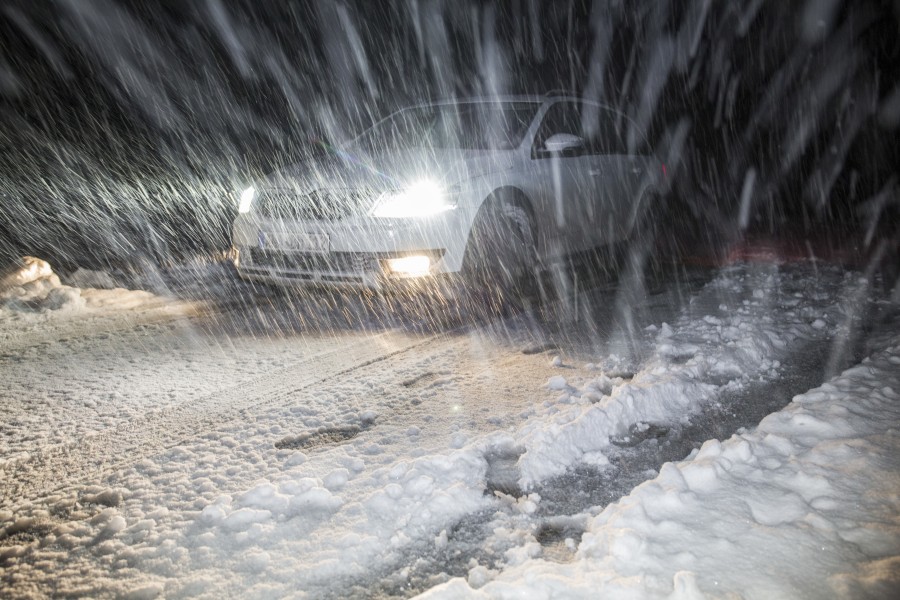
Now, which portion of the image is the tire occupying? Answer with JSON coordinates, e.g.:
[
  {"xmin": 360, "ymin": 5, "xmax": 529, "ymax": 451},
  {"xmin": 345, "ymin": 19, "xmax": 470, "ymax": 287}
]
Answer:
[{"xmin": 460, "ymin": 198, "xmax": 537, "ymax": 314}]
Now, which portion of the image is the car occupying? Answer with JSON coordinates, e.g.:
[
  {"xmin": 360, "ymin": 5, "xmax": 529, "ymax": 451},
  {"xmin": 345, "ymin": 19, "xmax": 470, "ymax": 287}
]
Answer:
[{"xmin": 231, "ymin": 94, "xmax": 662, "ymax": 303}]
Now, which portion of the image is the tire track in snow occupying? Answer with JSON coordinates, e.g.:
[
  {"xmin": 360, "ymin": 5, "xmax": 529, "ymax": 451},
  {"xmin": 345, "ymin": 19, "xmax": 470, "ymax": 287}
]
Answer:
[
  {"xmin": 0, "ymin": 330, "xmax": 441, "ymax": 510},
  {"xmin": 0, "ymin": 303, "xmax": 204, "ymax": 355}
]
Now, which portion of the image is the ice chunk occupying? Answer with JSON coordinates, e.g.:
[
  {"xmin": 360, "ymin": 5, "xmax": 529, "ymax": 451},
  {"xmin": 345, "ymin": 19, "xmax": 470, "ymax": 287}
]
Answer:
[
  {"xmin": 547, "ymin": 376, "xmax": 568, "ymax": 390},
  {"xmin": 323, "ymin": 469, "xmax": 350, "ymax": 491},
  {"xmin": 104, "ymin": 515, "xmax": 127, "ymax": 534},
  {"xmin": 287, "ymin": 487, "xmax": 342, "ymax": 516},
  {"xmin": 122, "ymin": 583, "xmax": 165, "ymax": 600},
  {"xmin": 467, "ymin": 565, "xmax": 496, "ymax": 589},
  {"xmin": 450, "ymin": 432, "xmax": 468, "ymax": 449},
  {"xmin": 285, "ymin": 452, "xmax": 307, "ymax": 467},
  {"xmin": 435, "ymin": 529, "xmax": 448, "ymax": 549},
  {"xmin": 222, "ymin": 508, "xmax": 271, "ymax": 532}
]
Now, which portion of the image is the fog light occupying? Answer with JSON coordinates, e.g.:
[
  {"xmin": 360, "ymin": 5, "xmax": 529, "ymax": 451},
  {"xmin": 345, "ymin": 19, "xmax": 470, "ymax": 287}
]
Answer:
[{"xmin": 386, "ymin": 255, "xmax": 431, "ymax": 277}]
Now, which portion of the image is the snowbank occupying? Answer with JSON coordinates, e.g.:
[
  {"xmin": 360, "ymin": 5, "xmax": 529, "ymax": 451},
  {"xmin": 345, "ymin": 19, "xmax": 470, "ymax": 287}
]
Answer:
[
  {"xmin": 421, "ymin": 333, "xmax": 900, "ymax": 599},
  {"xmin": 514, "ymin": 265, "xmax": 855, "ymax": 487},
  {"xmin": 0, "ymin": 256, "xmax": 55, "ymax": 288},
  {"xmin": 0, "ymin": 257, "xmax": 183, "ymax": 316}
]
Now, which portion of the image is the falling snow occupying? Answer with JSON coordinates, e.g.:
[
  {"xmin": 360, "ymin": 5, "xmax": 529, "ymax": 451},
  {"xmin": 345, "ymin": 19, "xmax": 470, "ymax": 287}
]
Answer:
[{"xmin": 1, "ymin": 1, "xmax": 899, "ymax": 598}]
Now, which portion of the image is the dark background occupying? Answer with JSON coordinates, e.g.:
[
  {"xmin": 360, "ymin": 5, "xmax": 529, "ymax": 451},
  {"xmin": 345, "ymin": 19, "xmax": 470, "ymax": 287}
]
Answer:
[{"xmin": 0, "ymin": 0, "xmax": 898, "ymax": 274}]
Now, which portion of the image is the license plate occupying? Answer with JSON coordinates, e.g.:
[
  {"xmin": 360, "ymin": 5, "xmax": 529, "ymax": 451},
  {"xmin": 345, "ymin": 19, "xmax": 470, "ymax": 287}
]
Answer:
[{"xmin": 259, "ymin": 230, "xmax": 329, "ymax": 253}]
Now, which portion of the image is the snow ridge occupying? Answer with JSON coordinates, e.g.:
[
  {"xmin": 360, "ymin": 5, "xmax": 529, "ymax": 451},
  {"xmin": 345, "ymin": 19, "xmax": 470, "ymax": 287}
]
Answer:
[
  {"xmin": 423, "ymin": 334, "xmax": 900, "ymax": 599},
  {"xmin": 515, "ymin": 265, "xmax": 848, "ymax": 487}
]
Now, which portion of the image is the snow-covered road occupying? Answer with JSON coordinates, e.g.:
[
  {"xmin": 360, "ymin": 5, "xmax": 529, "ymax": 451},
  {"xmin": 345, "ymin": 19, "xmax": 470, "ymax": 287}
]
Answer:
[{"xmin": 1, "ymin": 258, "xmax": 898, "ymax": 598}]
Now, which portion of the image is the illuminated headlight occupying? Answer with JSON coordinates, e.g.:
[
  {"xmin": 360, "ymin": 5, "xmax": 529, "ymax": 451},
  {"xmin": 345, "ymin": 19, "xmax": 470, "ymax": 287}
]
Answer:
[
  {"xmin": 385, "ymin": 255, "xmax": 432, "ymax": 277},
  {"xmin": 372, "ymin": 179, "xmax": 455, "ymax": 218},
  {"xmin": 238, "ymin": 186, "xmax": 256, "ymax": 213}
]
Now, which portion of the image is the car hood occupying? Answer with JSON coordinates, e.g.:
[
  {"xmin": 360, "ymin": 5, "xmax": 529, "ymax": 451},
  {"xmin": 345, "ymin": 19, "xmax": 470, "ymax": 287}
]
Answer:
[{"xmin": 259, "ymin": 147, "xmax": 517, "ymax": 193}]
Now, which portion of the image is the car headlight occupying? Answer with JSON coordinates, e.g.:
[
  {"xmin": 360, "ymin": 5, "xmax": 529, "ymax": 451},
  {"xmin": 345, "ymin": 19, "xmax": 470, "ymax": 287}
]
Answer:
[
  {"xmin": 371, "ymin": 179, "xmax": 455, "ymax": 218},
  {"xmin": 238, "ymin": 186, "xmax": 256, "ymax": 213}
]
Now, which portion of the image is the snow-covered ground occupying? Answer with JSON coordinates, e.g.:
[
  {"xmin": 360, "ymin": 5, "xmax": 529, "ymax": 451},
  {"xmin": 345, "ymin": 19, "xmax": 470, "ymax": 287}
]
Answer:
[
  {"xmin": 0, "ymin": 256, "xmax": 898, "ymax": 598},
  {"xmin": 425, "ymin": 329, "xmax": 900, "ymax": 599}
]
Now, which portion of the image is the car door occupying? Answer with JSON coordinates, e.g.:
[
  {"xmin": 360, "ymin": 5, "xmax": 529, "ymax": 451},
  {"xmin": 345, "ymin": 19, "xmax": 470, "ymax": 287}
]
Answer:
[
  {"xmin": 520, "ymin": 100, "xmax": 597, "ymax": 259},
  {"xmin": 578, "ymin": 102, "xmax": 643, "ymax": 245}
]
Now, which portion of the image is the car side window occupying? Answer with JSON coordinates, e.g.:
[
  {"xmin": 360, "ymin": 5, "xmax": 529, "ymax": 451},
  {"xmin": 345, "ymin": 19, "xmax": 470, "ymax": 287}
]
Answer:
[
  {"xmin": 533, "ymin": 102, "xmax": 581, "ymax": 157},
  {"xmin": 583, "ymin": 105, "xmax": 627, "ymax": 154},
  {"xmin": 532, "ymin": 101, "xmax": 626, "ymax": 157}
]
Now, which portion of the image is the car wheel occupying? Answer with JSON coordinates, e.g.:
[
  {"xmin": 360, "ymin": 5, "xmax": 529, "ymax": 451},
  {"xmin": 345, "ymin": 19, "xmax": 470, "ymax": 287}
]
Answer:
[{"xmin": 460, "ymin": 198, "xmax": 537, "ymax": 313}]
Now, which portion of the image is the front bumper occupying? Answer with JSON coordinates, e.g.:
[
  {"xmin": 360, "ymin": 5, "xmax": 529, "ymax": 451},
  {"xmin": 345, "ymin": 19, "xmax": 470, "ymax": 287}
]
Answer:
[
  {"xmin": 231, "ymin": 205, "xmax": 476, "ymax": 291},
  {"xmin": 233, "ymin": 247, "xmax": 448, "ymax": 290}
]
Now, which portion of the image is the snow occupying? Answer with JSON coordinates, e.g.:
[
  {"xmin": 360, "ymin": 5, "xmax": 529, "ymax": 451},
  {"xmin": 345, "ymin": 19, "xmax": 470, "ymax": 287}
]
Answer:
[
  {"xmin": 422, "ymin": 333, "xmax": 900, "ymax": 599},
  {"xmin": 0, "ymin": 258, "xmax": 897, "ymax": 598},
  {"xmin": 0, "ymin": 256, "xmax": 53, "ymax": 289},
  {"xmin": 0, "ymin": 258, "xmax": 180, "ymax": 316},
  {"xmin": 546, "ymin": 375, "xmax": 568, "ymax": 390},
  {"xmin": 513, "ymin": 264, "xmax": 852, "ymax": 486}
]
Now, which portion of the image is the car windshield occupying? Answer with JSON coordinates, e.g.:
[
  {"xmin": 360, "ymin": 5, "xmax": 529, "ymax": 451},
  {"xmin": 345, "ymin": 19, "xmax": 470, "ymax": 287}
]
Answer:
[{"xmin": 352, "ymin": 102, "xmax": 539, "ymax": 152}]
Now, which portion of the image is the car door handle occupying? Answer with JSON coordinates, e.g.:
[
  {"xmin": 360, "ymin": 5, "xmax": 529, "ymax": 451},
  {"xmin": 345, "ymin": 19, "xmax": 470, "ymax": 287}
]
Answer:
[
  {"xmin": 589, "ymin": 170, "xmax": 602, "ymax": 176},
  {"xmin": 631, "ymin": 168, "xmax": 643, "ymax": 174}
]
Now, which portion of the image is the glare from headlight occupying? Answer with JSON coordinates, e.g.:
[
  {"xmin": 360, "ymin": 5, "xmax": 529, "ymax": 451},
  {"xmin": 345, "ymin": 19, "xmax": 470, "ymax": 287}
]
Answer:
[
  {"xmin": 386, "ymin": 255, "xmax": 432, "ymax": 277},
  {"xmin": 238, "ymin": 186, "xmax": 256, "ymax": 213},
  {"xmin": 372, "ymin": 179, "xmax": 454, "ymax": 218}
]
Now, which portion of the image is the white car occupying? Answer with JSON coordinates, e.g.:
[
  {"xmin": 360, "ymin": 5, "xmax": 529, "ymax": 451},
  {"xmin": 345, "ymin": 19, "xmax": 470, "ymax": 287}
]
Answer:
[{"xmin": 232, "ymin": 94, "xmax": 661, "ymax": 298}]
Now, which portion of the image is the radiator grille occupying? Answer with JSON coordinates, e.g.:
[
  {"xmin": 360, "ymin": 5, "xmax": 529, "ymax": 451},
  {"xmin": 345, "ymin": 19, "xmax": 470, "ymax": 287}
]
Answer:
[
  {"xmin": 258, "ymin": 188, "xmax": 372, "ymax": 221},
  {"xmin": 249, "ymin": 249, "xmax": 375, "ymax": 273}
]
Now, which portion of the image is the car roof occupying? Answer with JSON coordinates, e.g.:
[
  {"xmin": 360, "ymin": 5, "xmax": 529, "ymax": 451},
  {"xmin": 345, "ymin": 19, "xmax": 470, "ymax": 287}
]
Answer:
[
  {"xmin": 409, "ymin": 95, "xmax": 616, "ymax": 110},
  {"xmin": 407, "ymin": 96, "xmax": 542, "ymax": 108}
]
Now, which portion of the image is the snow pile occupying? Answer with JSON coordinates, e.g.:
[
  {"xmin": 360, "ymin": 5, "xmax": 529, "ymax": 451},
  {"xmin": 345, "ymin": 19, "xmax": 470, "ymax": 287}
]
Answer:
[
  {"xmin": 177, "ymin": 447, "xmax": 491, "ymax": 594},
  {"xmin": 514, "ymin": 265, "xmax": 855, "ymax": 486},
  {"xmin": 0, "ymin": 256, "xmax": 83, "ymax": 311},
  {"xmin": 0, "ymin": 257, "xmax": 183, "ymax": 316},
  {"xmin": 198, "ymin": 479, "xmax": 343, "ymax": 531},
  {"xmin": 423, "ymin": 332, "xmax": 900, "ymax": 599},
  {"xmin": 0, "ymin": 256, "xmax": 54, "ymax": 289},
  {"xmin": 11, "ymin": 441, "xmax": 494, "ymax": 597}
]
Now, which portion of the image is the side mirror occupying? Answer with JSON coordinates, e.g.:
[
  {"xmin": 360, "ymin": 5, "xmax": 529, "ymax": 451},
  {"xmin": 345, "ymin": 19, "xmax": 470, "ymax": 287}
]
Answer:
[{"xmin": 544, "ymin": 133, "xmax": 584, "ymax": 153}]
